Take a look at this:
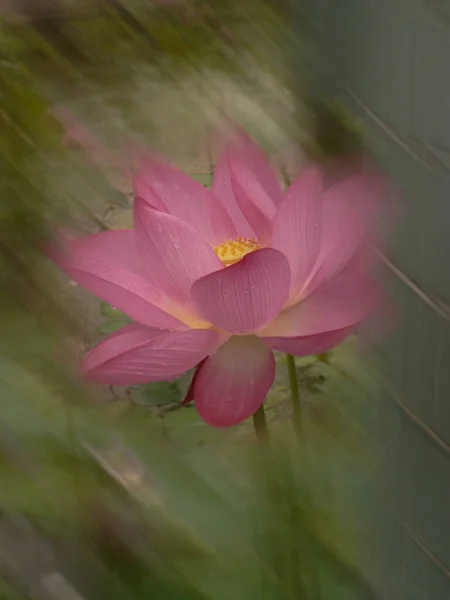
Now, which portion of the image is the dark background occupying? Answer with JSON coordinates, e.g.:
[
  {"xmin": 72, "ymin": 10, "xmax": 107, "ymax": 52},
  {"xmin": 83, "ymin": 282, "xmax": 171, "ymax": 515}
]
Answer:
[{"xmin": 310, "ymin": 0, "xmax": 450, "ymax": 597}]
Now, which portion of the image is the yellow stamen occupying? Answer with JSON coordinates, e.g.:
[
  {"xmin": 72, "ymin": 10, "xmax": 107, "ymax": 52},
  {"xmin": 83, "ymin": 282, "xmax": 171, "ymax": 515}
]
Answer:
[{"xmin": 213, "ymin": 236, "xmax": 262, "ymax": 266}]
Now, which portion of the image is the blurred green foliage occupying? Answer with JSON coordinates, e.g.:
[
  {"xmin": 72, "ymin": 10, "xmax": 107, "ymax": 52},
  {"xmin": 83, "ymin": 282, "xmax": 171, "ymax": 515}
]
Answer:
[
  {"xmin": 0, "ymin": 343, "xmax": 378, "ymax": 599},
  {"xmin": 1, "ymin": 0, "xmax": 291, "ymax": 88},
  {"xmin": 306, "ymin": 100, "xmax": 365, "ymax": 160}
]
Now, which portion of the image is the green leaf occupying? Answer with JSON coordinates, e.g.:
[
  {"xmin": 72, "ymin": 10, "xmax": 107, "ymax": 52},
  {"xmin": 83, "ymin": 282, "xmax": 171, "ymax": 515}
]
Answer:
[
  {"xmin": 98, "ymin": 319, "xmax": 130, "ymax": 335},
  {"xmin": 100, "ymin": 302, "xmax": 127, "ymax": 320},
  {"xmin": 188, "ymin": 172, "xmax": 212, "ymax": 188},
  {"xmin": 133, "ymin": 381, "xmax": 181, "ymax": 407}
]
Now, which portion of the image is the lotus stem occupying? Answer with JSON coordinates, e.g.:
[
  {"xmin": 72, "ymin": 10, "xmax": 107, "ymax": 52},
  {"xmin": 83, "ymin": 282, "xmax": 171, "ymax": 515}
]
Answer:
[
  {"xmin": 252, "ymin": 403, "xmax": 268, "ymax": 444},
  {"xmin": 286, "ymin": 354, "xmax": 301, "ymax": 433}
]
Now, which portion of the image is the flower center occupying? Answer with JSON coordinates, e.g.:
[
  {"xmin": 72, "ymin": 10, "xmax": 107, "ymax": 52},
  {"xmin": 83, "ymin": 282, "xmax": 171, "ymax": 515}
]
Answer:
[{"xmin": 213, "ymin": 237, "xmax": 262, "ymax": 266}]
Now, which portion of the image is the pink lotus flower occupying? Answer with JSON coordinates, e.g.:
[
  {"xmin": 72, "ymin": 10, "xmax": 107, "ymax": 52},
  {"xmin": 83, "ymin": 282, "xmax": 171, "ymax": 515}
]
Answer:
[{"xmin": 50, "ymin": 132, "xmax": 385, "ymax": 428}]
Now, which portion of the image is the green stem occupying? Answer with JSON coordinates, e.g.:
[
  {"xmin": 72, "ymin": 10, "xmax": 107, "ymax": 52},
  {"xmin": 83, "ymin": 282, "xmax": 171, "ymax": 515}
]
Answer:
[
  {"xmin": 252, "ymin": 403, "xmax": 268, "ymax": 445},
  {"xmin": 286, "ymin": 354, "xmax": 302, "ymax": 433}
]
